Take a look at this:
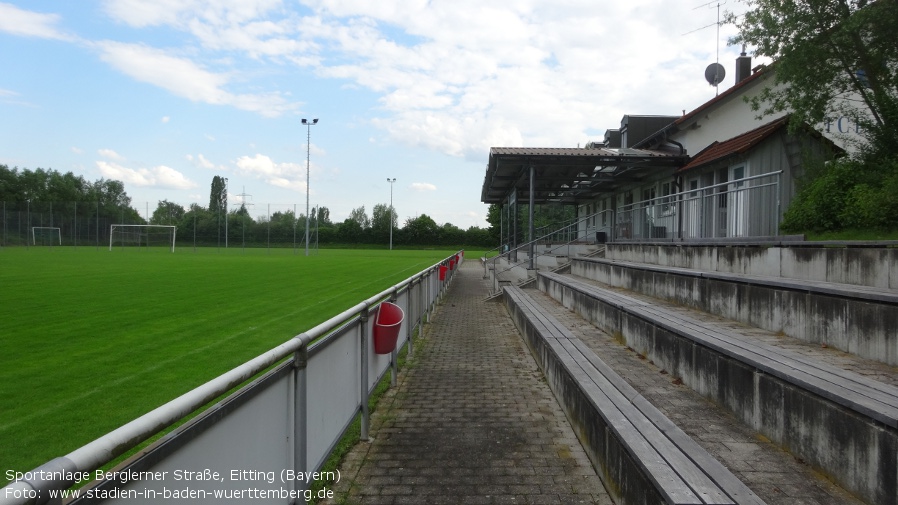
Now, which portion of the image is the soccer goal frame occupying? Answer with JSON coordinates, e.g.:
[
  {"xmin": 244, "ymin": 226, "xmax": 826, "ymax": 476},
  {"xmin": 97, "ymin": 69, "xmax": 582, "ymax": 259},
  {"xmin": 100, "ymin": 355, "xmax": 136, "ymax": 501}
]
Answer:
[
  {"xmin": 31, "ymin": 226, "xmax": 62, "ymax": 245},
  {"xmin": 109, "ymin": 224, "xmax": 177, "ymax": 253}
]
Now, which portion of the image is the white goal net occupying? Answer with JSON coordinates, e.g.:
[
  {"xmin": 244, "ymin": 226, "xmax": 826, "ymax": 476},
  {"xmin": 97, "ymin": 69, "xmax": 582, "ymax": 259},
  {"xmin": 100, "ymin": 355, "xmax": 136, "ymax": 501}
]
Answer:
[
  {"xmin": 31, "ymin": 226, "xmax": 62, "ymax": 246},
  {"xmin": 109, "ymin": 224, "xmax": 177, "ymax": 252}
]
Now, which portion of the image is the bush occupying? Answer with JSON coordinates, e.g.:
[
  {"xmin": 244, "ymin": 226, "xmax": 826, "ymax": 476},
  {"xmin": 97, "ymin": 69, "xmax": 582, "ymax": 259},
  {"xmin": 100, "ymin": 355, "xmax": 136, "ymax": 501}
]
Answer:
[{"xmin": 781, "ymin": 156, "xmax": 898, "ymax": 233}]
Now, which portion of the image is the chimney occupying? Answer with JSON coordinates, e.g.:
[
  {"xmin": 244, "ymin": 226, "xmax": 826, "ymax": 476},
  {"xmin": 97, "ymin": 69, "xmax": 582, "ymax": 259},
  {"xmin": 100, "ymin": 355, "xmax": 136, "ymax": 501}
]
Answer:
[{"xmin": 736, "ymin": 46, "xmax": 752, "ymax": 83}]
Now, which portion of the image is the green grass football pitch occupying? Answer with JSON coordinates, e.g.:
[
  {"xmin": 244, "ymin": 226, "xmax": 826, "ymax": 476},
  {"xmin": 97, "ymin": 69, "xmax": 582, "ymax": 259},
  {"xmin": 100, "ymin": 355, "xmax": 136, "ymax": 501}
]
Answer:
[{"xmin": 0, "ymin": 246, "xmax": 464, "ymax": 483}]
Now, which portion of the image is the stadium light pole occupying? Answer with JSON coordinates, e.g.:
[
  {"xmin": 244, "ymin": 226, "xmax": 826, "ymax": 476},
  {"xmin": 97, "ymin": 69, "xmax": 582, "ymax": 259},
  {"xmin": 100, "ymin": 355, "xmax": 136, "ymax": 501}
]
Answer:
[
  {"xmin": 387, "ymin": 177, "xmax": 396, "ymax": 250},
  {"xmin": 224, "ymin": 177, "xmax": 228, "ymax": 249},
  {"xmin": 302, "ymin": 118, "xmax": 318, "ymax": 256}
]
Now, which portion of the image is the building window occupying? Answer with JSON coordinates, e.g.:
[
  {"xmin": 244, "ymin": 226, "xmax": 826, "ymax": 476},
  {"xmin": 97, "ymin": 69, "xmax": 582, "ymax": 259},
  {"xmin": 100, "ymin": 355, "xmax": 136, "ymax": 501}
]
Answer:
[{"xmin": 661, "ymin": 182, "xmax": 674, "ymax": 215}]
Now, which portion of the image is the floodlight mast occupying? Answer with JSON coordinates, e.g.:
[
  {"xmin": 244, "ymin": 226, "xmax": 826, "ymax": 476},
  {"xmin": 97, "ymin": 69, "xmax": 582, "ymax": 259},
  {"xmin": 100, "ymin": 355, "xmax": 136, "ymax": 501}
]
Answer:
[
  {"xmin": 302, "ymin": 118, "xmax": 319, "ymax": 256},
  {"xmin": 224, "ymin": 177, "xmax": 228, "ymax": 249},
  {"xmin": 387, "ymin": 178, "xmax": 396, "ymax": 250}
]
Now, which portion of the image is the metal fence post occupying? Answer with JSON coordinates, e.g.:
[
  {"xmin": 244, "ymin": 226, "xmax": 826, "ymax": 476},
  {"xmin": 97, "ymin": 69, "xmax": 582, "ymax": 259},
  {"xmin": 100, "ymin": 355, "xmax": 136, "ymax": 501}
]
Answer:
[
  {"xmin": 700, "ymin": 188, "xmax": 706, "ymax": 238},
  {"xmin": 419, "ymin": 273, "xmax": 427, "ymax": 340},
  {"xmin": 773, "ymin": 174, "xmax": 783, "ymax": 236},
  {"xmin": 408, "ymin": 279, "xmax": 416, "ymax": 355},
  {"xmin": 292, "ymin": 339, "xmax": 309, "ymax": 490},
  {"xmin": 390, "ymin": 289, "xmax": 399, "ymax": 388},
  {"xmin": 359, "ymin": 302, "xmax": 370, "ymax": 441}
]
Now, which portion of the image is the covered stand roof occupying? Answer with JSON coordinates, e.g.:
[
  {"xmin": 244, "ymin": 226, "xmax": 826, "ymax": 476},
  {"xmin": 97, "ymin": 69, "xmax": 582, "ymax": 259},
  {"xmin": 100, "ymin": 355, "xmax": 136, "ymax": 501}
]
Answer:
[{"xmin": 481, "ymin": 147, "xmax": 687, "ymax": 205}]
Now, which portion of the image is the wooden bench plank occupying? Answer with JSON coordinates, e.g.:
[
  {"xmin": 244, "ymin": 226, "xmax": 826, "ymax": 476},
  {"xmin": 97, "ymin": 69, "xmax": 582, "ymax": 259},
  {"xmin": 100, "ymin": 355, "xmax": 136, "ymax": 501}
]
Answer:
[
  {"xmin": 506, "ymin": 287, "xmax": 756, "ymax": 504},
  {"xmin": 547, "ymin": 341, "xmax": 706, "ymax": 505},
  {"xmin": 557, "ymin": 339, "xmax": 735, "ymax": 505}
]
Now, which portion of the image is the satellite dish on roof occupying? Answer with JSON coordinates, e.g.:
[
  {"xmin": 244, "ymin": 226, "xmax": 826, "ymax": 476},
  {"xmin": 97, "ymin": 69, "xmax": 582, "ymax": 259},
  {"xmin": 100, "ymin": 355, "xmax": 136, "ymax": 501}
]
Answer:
[{"xmin": 705, "ymin": 63, "xmax": 726, "ymax": 86}]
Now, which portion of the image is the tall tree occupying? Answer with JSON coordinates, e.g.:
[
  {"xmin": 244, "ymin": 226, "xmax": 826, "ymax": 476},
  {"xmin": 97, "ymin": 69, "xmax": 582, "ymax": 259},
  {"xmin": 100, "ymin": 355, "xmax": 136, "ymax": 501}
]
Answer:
[
  {"xmin": 150, "ymin": 200, "xmax": 186, "ymax": 225},
  {"xmin": 486, "ymin": 203, "xmax": 502, "ymax": 243},
  {"xmin": 403, "ymin": 214, "xmax": 440, "ymax": 244},
  {"xmin": 316, "ymin": 206, "xmax": 332, "ymax": 227},
  {"xmin": 371, "ymin": 203, "xmax": 397, "ymax": 242},
  {"xmin": 209, "ymin": 176, "xmax": 227, "ymax": 214},
  {"xmin": 91, "ymin": 179, "xmax": 132, "ymax": 209},
  {"xmin": 727, "ymin": 0, "xmax": 898, "ymax": 157},
  {"xmin": 348, "ymin": 206, "xmax": 370, "ymax": 229}
]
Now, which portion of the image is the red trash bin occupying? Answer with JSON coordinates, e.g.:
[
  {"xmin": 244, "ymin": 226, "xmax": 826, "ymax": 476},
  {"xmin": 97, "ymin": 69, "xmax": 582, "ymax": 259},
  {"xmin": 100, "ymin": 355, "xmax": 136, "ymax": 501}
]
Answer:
[
  {"xmin": 439, "ymin": 264, "xmax": 448, "ymax": 280},
  {"xmin": 449, "ymin": 258, "xmax": 456, "ymax": 270},
  {"xmin": 373, "ymin": 302, "xmax": 404, "ymax": 354}
]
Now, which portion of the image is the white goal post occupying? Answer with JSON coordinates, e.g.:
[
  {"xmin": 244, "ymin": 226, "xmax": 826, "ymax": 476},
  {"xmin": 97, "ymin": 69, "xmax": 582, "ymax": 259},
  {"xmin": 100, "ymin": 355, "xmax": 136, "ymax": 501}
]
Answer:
[
  {"xmin": 31, "ymin": 226, "xmax": 62, "ymax": 245},
  {"xmin": 109, "ymin": 224, "xmax": 177, "ymax": 252}
]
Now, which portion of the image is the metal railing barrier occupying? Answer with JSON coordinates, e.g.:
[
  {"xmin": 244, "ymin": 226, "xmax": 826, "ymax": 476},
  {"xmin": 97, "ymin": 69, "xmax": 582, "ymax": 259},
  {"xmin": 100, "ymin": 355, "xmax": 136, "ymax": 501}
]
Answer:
[
  {"xmin": 482, "ymin": 211, "xmax": 612, "ymax": 295},
  {"xmin": 615, "ymin": 171, "xmax": 782, "ymax": 241}
]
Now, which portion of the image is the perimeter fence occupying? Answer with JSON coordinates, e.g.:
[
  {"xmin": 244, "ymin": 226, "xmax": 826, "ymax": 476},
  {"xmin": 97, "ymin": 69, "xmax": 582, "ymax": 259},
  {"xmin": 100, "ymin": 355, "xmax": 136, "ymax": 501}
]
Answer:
[{"xmin": 0, "ymin": 201, "xmax": 323, "ymax": 250}]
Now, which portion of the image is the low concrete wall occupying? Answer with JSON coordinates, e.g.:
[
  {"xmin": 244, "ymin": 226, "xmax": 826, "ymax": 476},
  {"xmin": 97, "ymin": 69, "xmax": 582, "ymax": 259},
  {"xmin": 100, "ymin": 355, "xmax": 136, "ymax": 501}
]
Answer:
[
  {"xmin": 538, "ymin": 274, "xmax": 898, "ymax": 505},
  {"xmin": 572, "ymin": 258, "xmax": 898, "ymax": 366},
  {"xmin": 606, "ymin": 243, "xmax": 898, "ymax": 289}
]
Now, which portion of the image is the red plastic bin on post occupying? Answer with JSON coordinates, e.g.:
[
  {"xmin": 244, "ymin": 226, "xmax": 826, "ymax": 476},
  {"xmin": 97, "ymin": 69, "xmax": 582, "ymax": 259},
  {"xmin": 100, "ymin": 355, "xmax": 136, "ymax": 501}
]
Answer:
[
  {"xmin": 373, "ymin": 301, "xmax": 404, "ymax": 354},
  {"xmin": 449, "ymin": 258, "xmax": 456, "ymax": 270},
  {"xmin": 439, "ymin": 264, "xmax": 448, "ymax": 281}
]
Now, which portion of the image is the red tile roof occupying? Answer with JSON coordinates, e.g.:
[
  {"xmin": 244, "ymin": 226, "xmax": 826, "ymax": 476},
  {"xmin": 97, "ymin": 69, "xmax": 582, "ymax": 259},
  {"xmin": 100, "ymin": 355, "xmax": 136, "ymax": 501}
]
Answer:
[{"xmin": 678, "ymin": 116, "xmax": 789, "ymax": 172}]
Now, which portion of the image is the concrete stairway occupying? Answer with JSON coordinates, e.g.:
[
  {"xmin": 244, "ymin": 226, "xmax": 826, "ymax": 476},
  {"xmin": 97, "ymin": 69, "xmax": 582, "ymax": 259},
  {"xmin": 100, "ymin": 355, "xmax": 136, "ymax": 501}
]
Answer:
[
  {"xmin": 503, "ymin": 243, "xmax": 898, "ymax": 505},
  {"xmin": 486, "ymin": 243, "xmax": 603, "ymax": 294}
]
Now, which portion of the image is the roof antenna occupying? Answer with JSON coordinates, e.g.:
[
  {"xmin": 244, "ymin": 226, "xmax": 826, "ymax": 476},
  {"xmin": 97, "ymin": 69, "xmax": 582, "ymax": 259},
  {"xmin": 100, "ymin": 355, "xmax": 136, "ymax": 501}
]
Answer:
[{"xmin": 684, "ymin": 1, "xmax": 728, "ymax": 96}]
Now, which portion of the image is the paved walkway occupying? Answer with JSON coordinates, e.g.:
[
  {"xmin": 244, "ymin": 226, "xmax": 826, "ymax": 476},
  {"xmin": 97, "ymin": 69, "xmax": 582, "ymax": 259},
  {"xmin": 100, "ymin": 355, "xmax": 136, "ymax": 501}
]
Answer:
[{"xmin": 325, "ymin": 260, "xmax": 611, "ymax": 504}]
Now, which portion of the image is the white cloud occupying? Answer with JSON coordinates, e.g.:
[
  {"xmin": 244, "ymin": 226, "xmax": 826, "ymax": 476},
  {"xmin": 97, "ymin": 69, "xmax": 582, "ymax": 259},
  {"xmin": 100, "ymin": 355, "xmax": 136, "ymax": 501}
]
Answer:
[
  {"xmin": 93, "ymin": 1, "xmax": 739, "ymax": 156},
  {"xmin": 410, "ymin": 182, "xmax": 436, "ymax": 192},
  {"xmin": 71, "ymin": 147, "xmax": 83, "ymax": 154},
  {"xmin": 103, "ymin": 0, "xmax": 317, "ymax": 61},
  {"xmin": 94, "ymin": 41, "xmax": 299, "ymax": 117},
  {"xmin": 186, "ymin": 153, "xmax": 217, "ymax": 169},
  {"xmin": 296, "ymin": 0, "xmax": 752, "ymax": 157},
  {"xmin": 98, "ymin": 148, "xmax": 126, "ymax": 161},
  {"xmin": 103, "ymin": 0, "xmax": 282, "ymax": 29},
  {"xmin": 0, "ymin": 3, "xmax": 75, "ymax": 40},
  {"xmin": 235, "ymin": 153, "xmax": 308, "ymax": 192},
  {"xmin": 154, "ymin": 165, "xmax": 197, "ymax": 189},
  {"xmin": 96, "ymin": 161, "xmax": 197, "ymax": 190},
  {"xmin": 161, "ymin": 116, "xmax": 170, "ymax": 123}
]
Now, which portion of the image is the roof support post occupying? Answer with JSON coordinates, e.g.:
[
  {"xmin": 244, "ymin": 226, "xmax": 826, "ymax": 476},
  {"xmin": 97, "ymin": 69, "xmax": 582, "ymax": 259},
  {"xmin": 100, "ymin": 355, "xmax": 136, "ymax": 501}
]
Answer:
[
  {"xmin": 511, "ymin": 191, "xmax": 518, "ymax": 262},
  {"xmin": 529, "ymin": 163, "xmax": 535, "ymax": 270}
]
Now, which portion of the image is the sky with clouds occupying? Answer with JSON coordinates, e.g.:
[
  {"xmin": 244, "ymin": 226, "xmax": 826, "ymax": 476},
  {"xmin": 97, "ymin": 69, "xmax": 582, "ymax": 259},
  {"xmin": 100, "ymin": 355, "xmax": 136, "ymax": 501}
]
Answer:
[{"xmin": 0, "ymin": 0, "xmax": 753, "ymax": 229}]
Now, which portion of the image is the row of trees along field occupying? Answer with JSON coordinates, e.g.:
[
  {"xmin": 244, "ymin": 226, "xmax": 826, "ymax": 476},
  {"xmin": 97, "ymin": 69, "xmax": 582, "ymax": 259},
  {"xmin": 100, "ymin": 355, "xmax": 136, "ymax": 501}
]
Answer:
[{"xmin": 0, "ymin": 167, "xmax": 500, "ymax": 247}]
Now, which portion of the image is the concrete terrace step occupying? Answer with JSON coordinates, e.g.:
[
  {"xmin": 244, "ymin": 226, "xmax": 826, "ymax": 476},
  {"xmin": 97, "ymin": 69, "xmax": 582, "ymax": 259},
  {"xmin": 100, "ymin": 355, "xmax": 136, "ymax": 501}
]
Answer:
[
  {"xmin": 511, "ymin": 286, "xmax": 865, "ymax": 505},
  {"xmin": 572, "ymin": 256, "xmax": 898, "ymax": 367},
  {"xmin": 538, "ymin": 271, "xmax": 898, "ymax": 505},
  {"xmin": 605, "ymin": 242, "xmax": 898, "ymax": 290},
  {"xmin": 504, "ymin": 286, "xmax": 766, "ymax": 505}
]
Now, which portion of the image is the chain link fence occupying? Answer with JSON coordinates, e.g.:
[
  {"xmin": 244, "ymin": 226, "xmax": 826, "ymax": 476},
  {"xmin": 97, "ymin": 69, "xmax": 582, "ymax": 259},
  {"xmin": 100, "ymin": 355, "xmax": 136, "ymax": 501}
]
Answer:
[{"xmin": 0, "ymin": 201, "xmax": 317, "ymax": 251}]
